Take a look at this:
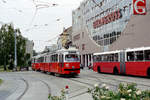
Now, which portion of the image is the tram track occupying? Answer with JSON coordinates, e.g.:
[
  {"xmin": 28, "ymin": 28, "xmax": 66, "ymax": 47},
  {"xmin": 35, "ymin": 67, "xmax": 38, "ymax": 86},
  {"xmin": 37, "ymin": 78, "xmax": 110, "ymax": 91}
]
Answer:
[
  {"xmin": 67, "ymin": 78, "xmax": 93, "ymax": 99},
  {"xmin": 83, "ymin": 72, "xmax": 150, "ymax": 89},
  {"xmin": 68, "ymin": 72, "xmax": 150, "ymax": 99},
  {"xmin": 16, "ymin": 78, "xmax": 29, "ymax": 100},
  {"xmin": 15, "ymin": 76, "xmax": 51, "ymax": 100},
  {"xmin": 67, "ymin": 75, "xmax": 118, "ymax": 99},
  {"xmin": 39, "ymin": 80, "xmax": 51, "ymax": 95},
  {"xmin": 96, "ymin": 74, "xmax": 150, "ymax": 88}
]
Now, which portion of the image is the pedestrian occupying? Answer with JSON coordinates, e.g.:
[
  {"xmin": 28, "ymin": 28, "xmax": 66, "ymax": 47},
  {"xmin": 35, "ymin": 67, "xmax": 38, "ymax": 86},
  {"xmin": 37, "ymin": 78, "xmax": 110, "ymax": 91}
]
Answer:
[
  {"xmin": 88, "ymin": 63, "xmax": 92, "ymax": 69},
  {"xmin": 80, "ymin": 64, "xmax": 83, "ymax": 69}
]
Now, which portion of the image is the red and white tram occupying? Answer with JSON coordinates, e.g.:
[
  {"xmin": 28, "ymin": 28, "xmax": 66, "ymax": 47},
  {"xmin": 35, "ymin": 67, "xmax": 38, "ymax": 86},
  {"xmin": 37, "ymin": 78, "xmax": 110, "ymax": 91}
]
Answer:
[
  {"xmin": 32, "ymin": 47, "xmax": 80, "ymax": 76},
  {"xmin": 93, "ymin": 47, "xmax": 150, "ymax": 77}
]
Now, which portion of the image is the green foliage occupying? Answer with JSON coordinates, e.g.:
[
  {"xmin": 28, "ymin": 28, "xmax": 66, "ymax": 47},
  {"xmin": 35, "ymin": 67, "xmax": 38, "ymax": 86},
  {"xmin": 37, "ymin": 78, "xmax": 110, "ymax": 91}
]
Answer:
[
  {"xmin": 88, "ymin": 83, "xmax": 150, "ymax": 100},
  {"xmin": 0, "ymin": 79, "xmax": 3, "ymax": 85},
  {"xmin": 0, "ymin": 23, "xmax": 27, "ymax": 70},
  {"xmin": 48, "ymin": 83, "xmax": 150, "ymax": 100},
  {"xmin": 48, "ymin": 88, "xmax": 66, "ymax": 100}
]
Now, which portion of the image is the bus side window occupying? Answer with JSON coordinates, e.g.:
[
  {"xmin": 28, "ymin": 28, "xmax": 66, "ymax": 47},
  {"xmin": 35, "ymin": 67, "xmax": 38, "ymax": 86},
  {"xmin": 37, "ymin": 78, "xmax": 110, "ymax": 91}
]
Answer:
[
  {"xmin": 144, "ymin": 50, "xmax": 150, "ymax": 61},
  {"xmin": 135, "ymin": 51, "xmax": 144, "ymax": 61},
  {"xmin": 110, "ymin": 54, "xmax": 114, "ymax": 62},
  {"xmin": 107, "ymin": 55, "xmax": 110, "ymax": 61},
  {"xmin": 127, "ymin": 52, "xmax": 134, "ymax": 61},
  {"xmin": 98, "ymin": 55, "xmax": 102, "ymax": 61},
  {"xmin": 114, "ymin": 53, "xmax": 118, "ymax": 62},
  {"xmin": 103, "ymin": 55, "xmax": 107, "ymax": 61},
  {"xmin": 93, "ymin": 56, "xmax": 97, "ymax": 62}
]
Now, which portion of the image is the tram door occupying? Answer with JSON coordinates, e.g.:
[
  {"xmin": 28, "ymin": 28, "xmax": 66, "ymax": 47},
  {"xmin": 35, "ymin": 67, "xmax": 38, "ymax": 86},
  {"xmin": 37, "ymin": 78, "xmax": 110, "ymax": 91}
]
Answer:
[
  {"xmin": 120, "ymin": 51, "xmax": 126, "ymax": 74},
  {"xmin": 59, "ymin": 54, "xmax": 64, "ymax": 72}
]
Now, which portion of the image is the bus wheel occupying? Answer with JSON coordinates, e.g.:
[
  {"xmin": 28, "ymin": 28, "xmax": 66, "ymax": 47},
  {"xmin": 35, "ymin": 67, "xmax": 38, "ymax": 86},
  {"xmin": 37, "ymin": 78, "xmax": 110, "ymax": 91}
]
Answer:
[
  {"xmin": 113, "ymin": 67, "xmax": 118, "ymax": 75},
  {"xmin": 97, "ymin": 67, "xmax": 101, "ymax": 73},
  {"xmin": 147, "ymin": 68, "xmax": 150, "ymax": 77}
]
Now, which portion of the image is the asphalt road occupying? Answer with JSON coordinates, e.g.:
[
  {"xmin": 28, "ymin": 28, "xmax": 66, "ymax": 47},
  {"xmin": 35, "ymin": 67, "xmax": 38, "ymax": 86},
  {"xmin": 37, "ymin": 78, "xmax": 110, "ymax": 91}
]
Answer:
[{"xmin": 0, "ymin": 69, "xmax": 150, "ymax": 100}]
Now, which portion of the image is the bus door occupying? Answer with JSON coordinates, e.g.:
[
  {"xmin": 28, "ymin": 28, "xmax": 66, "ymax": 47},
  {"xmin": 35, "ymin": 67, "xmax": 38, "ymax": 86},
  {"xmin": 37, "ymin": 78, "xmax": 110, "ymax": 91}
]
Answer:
[
  {"xmin": 120, "ymin": 51, "xmax": 126, "ymax": 74},
  {"xmin": 59, "ymin": 54, "xmax": 64, "ymax": 72}
]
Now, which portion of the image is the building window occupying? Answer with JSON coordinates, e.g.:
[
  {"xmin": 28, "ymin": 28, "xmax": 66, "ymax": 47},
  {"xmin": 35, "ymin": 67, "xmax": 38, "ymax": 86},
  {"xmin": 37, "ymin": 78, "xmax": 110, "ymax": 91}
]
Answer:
[
  {"xmin": 73, "ymin": 34, "xmax": 80, "ymax": 41},
  {"xmin": 82, "ymin": 44, "xmax": 85, "ymax": 51},
  {"xmin": 82, "ymin": 32, "xmax": 84, "ymax": 38}
]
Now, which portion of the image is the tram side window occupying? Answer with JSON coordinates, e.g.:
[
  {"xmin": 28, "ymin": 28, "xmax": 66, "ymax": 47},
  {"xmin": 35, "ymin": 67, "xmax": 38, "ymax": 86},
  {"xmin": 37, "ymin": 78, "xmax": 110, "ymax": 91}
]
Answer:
[
  {"xmin": 32, "ymin": 59, "xmax": 34, "ymax": 63},
  {"xmin": 38, "ymin": 58, "xmax": 40, "ymax": 63},
  {"xmin": 46, "ymin": 56, "xmax": 48, "ymax": 62},
  {"xmin": 51, "ymin": 55, "xmax": 54, "ymax": 62},
  {"xmin": 127, "ymin": 52, "xmax": 134, "ymax": 61},
  {"xmin": 135, "ymin": 51, "xmax": 144, "ymax": 61},
  {"xmin": 144, "ymin": 50, "xmax": 150, "ymax": 61},
  {"xmin": 41, "ymin": 57, "xmax": 44, "ymax": 63},
  {"xmin": 59, "ymin": 54, "xmax": 64, "ymax": 62},
  {"xmin": 44, "ymin": 57, "xmax": 46, "ymax": 63},
  {"xmin": 52, "ymin": 54, "xmax": 58, "ymax": 62},
  {"xmin": 34, "ymin": 59, "xmax": 36, "ymax": 63},
  {"xmin": 46, "ymin": 56, "xmax": 50, "ymax": 63},
  {"xmin": 55, "ymin": 54, "xmax": 58, "ymax": 62},
  {"xmin": 49, "ymin": 56, "xmax": 51, "ymax": 62}
]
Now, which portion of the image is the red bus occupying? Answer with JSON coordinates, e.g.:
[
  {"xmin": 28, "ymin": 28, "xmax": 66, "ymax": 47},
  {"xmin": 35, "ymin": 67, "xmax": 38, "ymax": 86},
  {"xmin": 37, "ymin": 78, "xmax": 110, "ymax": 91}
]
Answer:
[
  {"xmin": 32, "ymin": 47, "xmax": 80, "ymax": 76},
  {"xmin": 93, "ymin": 47, "xmax": 150, "ymax": 77}
]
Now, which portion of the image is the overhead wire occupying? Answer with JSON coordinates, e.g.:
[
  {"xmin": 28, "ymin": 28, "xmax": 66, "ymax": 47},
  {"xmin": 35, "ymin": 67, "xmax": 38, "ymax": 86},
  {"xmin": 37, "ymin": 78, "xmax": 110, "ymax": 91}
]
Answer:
[{"xmin": 27, "ymin": 0, "xmax": 58, "ymax": 31}]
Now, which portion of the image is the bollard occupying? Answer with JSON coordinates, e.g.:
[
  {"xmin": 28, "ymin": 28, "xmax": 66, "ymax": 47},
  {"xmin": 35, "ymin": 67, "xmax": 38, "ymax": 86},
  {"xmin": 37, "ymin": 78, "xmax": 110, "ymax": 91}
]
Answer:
[{"xmin": 65, "ymin": 85, "xmax": 69, "ymax": 100}]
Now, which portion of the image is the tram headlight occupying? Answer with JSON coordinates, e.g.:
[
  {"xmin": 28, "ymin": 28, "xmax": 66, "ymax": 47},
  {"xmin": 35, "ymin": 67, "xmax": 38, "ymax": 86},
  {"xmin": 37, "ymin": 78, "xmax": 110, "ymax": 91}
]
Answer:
[
  {"xmin": 65, "ymin": 64, "xmax": 69, "ymax": 67},
  {"xmin": 72, "ymin": 66, "xmax": 75, "ymax": 69}
]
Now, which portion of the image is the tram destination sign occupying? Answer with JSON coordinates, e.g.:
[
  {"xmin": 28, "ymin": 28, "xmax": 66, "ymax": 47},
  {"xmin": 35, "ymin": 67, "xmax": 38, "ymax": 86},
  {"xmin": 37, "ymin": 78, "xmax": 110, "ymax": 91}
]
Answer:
[
  {"xmin": 133, "ymin": 0, "xmax": 146, "ymax": 15},
  {"xmin": 68, "ymin": 51, "xmax": 76, "ymax": 54}
]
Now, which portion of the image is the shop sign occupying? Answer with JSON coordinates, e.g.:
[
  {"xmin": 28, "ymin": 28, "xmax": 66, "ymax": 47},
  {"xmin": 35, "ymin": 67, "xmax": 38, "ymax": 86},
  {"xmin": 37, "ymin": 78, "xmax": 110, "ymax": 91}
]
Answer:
[
  {"xmin": 93, "ymin": 9, "xmax": 122, "ymax": 29},
  {"xmin": 133, "ymin": 0, "xmax": 146, "ymax": 15}
]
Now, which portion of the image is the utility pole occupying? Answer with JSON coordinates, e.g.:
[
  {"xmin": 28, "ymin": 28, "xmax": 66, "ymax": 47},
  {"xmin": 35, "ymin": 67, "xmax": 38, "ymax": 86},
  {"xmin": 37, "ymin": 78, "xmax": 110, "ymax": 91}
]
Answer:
[{"xmin": 14, "ymin": 31, "xmax": 17, "ymax": 71}]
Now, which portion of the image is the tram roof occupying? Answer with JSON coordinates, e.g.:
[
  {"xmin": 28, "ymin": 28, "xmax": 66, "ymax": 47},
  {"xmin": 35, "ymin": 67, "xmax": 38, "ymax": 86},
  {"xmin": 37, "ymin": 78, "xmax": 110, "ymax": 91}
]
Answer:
[
  {"xmin": 57, "ymin": 47, "xmax": 78, "ymax": 53},
  {"xmin": 94, "ymin": 50, "xmax": 121, "ymax": 55},
  {"xmin": 126, "ymin": 47, "xmax": 150, "ymax": 52},
  {"xmin": 32, "ymin": 53, "xmax": 47, "ymax": 58}
]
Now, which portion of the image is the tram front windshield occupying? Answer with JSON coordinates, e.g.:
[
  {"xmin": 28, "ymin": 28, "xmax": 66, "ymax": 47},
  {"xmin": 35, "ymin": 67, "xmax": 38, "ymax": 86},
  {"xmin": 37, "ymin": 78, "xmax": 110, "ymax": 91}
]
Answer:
[{"xmin": 65, "ymin": 54, "xmax": 79, "ymax": 62}]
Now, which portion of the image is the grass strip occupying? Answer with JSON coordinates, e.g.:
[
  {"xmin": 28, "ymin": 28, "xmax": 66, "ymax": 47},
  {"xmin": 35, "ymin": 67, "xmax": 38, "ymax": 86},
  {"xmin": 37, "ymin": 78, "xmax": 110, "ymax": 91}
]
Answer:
[{"xmin": 0, "ymin": 79, "xmax": 3, "ymax": 85}]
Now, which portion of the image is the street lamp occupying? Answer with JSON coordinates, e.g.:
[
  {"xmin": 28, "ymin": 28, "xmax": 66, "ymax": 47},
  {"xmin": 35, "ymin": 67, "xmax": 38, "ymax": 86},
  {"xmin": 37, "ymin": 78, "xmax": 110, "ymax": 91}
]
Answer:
[{"xmin": 14, "ymin": 31, "xmax": 17, "ymax": 71}]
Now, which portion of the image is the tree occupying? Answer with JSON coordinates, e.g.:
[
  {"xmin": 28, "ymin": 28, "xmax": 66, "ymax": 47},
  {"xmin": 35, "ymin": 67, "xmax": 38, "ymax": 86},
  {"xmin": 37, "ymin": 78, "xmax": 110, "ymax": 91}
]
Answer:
[
  {"xmin": 0, "ymin": 23, "xmax": 27, "ymax": 70},
  {"xmin": 0, "ymin": 24, "xmax": 15, "ymax": 70}
]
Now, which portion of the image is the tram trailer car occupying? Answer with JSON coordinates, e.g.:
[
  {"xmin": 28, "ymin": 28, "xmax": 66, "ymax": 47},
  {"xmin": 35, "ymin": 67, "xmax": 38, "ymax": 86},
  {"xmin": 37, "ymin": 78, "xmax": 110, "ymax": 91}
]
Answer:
[
  {"xmin": 32, "ymin": 47, "xmax": 80, "ymax": 76},
  {"xmin": 32, "ymin": 55, "xmax": 41, "ymax": 71},
  {"xmin": 93, "ymin": 47, "xmax": 150, "ymax": 77}
]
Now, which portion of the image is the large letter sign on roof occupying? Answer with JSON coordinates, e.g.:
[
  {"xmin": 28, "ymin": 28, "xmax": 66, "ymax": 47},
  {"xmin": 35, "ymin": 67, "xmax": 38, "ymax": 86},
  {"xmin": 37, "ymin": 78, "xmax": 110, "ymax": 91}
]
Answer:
[{"xmin": 133, "ymin": 0, "xmax": 146, "ymax": 15}]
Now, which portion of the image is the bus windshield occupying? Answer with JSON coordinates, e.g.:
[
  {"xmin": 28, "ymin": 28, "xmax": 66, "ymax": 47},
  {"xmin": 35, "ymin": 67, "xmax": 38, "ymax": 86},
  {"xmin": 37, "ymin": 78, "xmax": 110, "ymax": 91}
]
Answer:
[{"xmin": 65, "ymin": 54, "xmax": 79, "ymax": 62}]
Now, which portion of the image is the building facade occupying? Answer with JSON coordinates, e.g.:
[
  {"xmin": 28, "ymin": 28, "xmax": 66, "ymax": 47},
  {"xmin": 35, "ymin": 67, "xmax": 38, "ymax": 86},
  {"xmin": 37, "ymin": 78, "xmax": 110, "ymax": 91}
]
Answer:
[
  {"xmin": 57, "ymin": 27, "xmax": 73, "ymax": 49},
  {"xmin": 25, "ymin": 38, "xmax": 34, "ymax": 59},
  {"xmin": 72, "ymin": 0, "xmax": 150, "ymax": 67}
]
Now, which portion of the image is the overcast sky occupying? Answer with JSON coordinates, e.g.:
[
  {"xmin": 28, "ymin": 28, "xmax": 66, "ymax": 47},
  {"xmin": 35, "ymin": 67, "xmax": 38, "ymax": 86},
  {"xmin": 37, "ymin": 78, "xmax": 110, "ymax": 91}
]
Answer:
[{"xmin": 0, "ymin": 0, "xmax": 84, "ymax": 52}]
